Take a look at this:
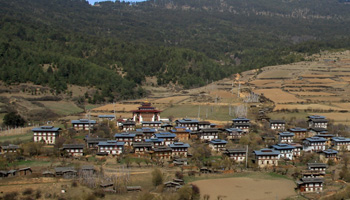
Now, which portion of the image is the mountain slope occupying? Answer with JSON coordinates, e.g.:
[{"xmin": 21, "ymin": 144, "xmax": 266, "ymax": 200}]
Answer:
[{"xmin": 0, "ymin": 0, "xmax": 350, "ymax": 101}]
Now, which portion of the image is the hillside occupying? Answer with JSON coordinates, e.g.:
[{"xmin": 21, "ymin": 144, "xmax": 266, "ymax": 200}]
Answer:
[{"xmin": 0, "ymin": 0, "xmax": 350, "ymax": 103}]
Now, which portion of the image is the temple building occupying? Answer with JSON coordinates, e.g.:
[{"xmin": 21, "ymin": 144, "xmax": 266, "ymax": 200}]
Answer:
[{"xmin": 131, "ymin": 102, "xmax": 161, "ymax": 123}]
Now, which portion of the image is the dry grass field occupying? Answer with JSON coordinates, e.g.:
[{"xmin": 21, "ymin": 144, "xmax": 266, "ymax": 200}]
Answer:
[
  {"xmin": 290, "ymin": 92, "xmax": 337, "ymax": 96},
  {"xmin": 257, "ymin": 69, "xmax": 294, "ymax": 79},
  {"xmin": 193, "ymin": 176, "xmax": 296, "ymax": 200},
  {"xmin": 153, "ymin": 96, "xmax": 191, "ymax": 104},
  {"xmin": 274, "ymin": 103, "xmax": 343, "ymax": 111},
  {"xmin": 253, "ymin": 89, "xmax": 305, "ymax": 103}
]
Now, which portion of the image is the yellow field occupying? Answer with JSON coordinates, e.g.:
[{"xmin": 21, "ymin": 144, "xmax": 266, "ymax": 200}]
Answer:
[
  {"xmin": 253, "ymin": 89, "xmax": 305, "ymax": 103},
  {"xmin": 274, "ymin": 104, "xmax": 344, "ymax": 111},
  {"xmin": 257, "ymin": 70, "xmax": 293, "ymax": 79},
  {"xmin": 153, "ymin": 96, "xmax": 191, "ymax": 104},
  {"xmin": 290, "ymin": 92, "xmax": 337, "ymax": 96}
]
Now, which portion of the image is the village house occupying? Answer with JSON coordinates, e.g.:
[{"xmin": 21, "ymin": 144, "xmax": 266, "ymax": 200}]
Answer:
[
  {"xmin": 61, "ymin": 144, "xmax": 84, "ymax": 157},
  {"xmin": 121, "ymin": 120, "xmax": 136, "ymax": 131},
  {"xmin": 133, "ymin": 131, "xmax": 145, "ymax": 142},
  {"xmin": 198, "ymin": 121, "xmax": 211, "ymax": 130},
  {"xmin": 232, "ymin": 117, "xmax": 251, "ymax": 133},
  {"xmin": 131, "ymin": 102, "xmax": 161, "ymax": 123},
  {"xmin": 307, "ymin": 115, "xmax": 328, "ymax": 129},
  {"xmin": 85, "ymin": 137, "xmax": 108, "ymax": 149},
  {"xmin": 278, "ymin": 132, "xmax": 294, "ymax": 144},
  {"xmin": 154, "ymin": 132, "xmax": 176, "ymax": 146},
  {"xmin": 98, "ymin": 115, "xmax": 115, "ymax": 121},
  {"xmin": 303, "ymin": 137, "xmax": 327, "ymax": 152},
  {"xmin": 55, "ymin": 167, "xmax": 77, "ymax": 178},
  {"xmin": 307, "ymin": 163, "xmax": 327, "ymax": 174},
  {"xmin": 262, "ymin": 135, "xmax": 277, "ymax": 145},
  {"xmin": 223, "ymin": 149, "xmax": 246, "ymax": 163},
  {"xmin": 71, "ymin": 119, "xmax": 96, "ymax": 131},
  {"xmin": 170, "ymin": 127, "xmax": 191, "ymax": 141},
  {"xmin": 133, "ymin": 142, "xmax": 153, "ymax": 155},
  {"xmin": 175, "ymin": 118, "xmax": 199, "ymax": 131},
  {"xmin": 315, "ymin": 133, "xmax": 334, "ymax": 147},
  {"xmin": 161, "ymin": 124, "xmax": 173, "ymax": 131},
  {"xmin": 302, "ymin": 170, "xmax": 324, "ymax": 179},
  {"xmin": 289, "ymin": 127, "xmax": 308, "ymax": 139},
  {"xmin": 114, "ymin": 132, "xmax": 136, "ymax": 146},
  {"xmin": 145, "ymin": 138, "xmax": 164, "ymax": 147},
  {"xmin": 151, "ymin": 146, "xmax": 172, "ymax": 160},
  {"xmin": 169, "ymin": 142, "xmax": 190, "ymax": 157},
  {"xmin": 1, "ymin": 144, "xmax": 19, "ymax": 154},
  {"xmin": 290, "ymin": 143, "xmax": 303, "ymax": 157},
  {"xmin": 225, "ymin": 128, "xmax": 244, "ymax": 141},
  {"xmin": 136, "ymin": 127, "xmax": 157, "ymax": 140},
  {"xmin": 272, "ymin": 144, "xmax": 295, "ymax": 160},
  {"xmin": 97, "ymin": 140, "xmax": 124, "ymax": 155},
  {"xmin": 331, "ymin": 137, "xmax": 350, "ymax": 151},
  {"xmin": 320, "ymin": 149, "xmax": 338, "ymax": 163},
  {"xmin": 269, "ymin": 119, "xmax": 286, "ymax": 131},
  {"xmin": 209, "ymin": 139, "xmax": 227, "ymax": 152},
  {"xmin": 253, "ymin": 148, "xmax": 280, "ymax": 168},
  {"xmin": 141, "ymin": 121, "xmax": 162, "ymax": 129},
  {"xmin": 308, "ymin": 127, "xmax": 328, "ymax": 137},
  {"xmin": 296, "ymin": 178, "xmax": 324, "ymax": 193},
  {"xmin": 32, "ymin": 126, "xmax": 61, "ymax": 145},
  {"xmin": 198, "ymin": 128, "xmax": 219, "ymax": 141},
  {"xmin": 80, "ymin": 165, "xmax": 96, "ymax": 175}
]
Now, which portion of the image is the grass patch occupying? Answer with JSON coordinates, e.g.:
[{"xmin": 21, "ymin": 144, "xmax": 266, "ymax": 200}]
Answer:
[
  {"xmin": 162, "ymin": 104, "xmax": 233, "ymax": 121},
  {"xmin": 0, "ymin": 113, "xmax": 5, "ymax": 124},
  {"xmin": 268, "ymin": 111, "xmax": 309, "ymax": 121},
  {"xmin": 185, "ymin": 171, "xmax": 292, "ymax": 183},
  {"xmin": 85, "ymin": 104, "xmax": 100, "ymax": 110},
  {"xmin": 0, "ymin": 133, "xmax": 32, "ymax": 143},
  {"xmin": 9, "ymin": 160, "xmax": 51, "ymax": 167},
  {"xmin": 38, "ymin": 101, "xmax": 84, "ymax": 115}
]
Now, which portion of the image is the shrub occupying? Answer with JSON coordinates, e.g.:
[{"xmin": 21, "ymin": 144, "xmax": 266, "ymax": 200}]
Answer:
[
  {"xmin": 22, "ymin": 188, "xmax": 33, "ymax": 195},
  {"xmin": 93, "ymin": 190, "xmax": 105, "ymax": 198},
  {"xmin": 3, "ymin": 192, "xmax": 18, "ymax": 200},
  {"xmin": 175, "ymin": 171, "xmax": 184, "ymax": 179},
  {"xmin": 152, "ymin": 168, "xmax": 163, "ymax": 187}
]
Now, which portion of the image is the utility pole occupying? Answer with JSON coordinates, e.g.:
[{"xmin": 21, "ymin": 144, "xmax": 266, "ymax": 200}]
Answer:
[
  {"xmin": 197, "ymin": 105, "xmax": 201, "ymax": 119},
  {"xmin": 245, "ymin": 145, "xmax": 248, "ymax": 169},
  {"xmin": 88, "ymin": 110, "xmax": 91, "ymax": 137}
]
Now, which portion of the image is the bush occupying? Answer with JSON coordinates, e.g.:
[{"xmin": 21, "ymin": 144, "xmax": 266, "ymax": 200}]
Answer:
[
  {"xmin": 35, "ymin": 190, "xmax": 41, "ymax": 199},
  {"xmin": 93, "ymin": 190, "xmax": 105, "ymax": 198},
  {"xmin": 71, "ymin": 181, "xmax": 78, "ymax": 187},
  {"xmin": 22, "ymin": 188, "xmax": 33, "ymax": 195},
  {"xmin": 152, "ymin": 168, "xmax": 163, "ymax": 187},
  {"xmin": 175, "ymin": 171, "xmax": 184, "ymax": 179},
  {"xmin": 3, "ymin": 192, "xmax": 18, "ymax": 200}
]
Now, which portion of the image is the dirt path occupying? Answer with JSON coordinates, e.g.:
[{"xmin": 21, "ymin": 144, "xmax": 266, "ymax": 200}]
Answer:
[{"xmin": 193, "ymin": 177, "xmax": 296, "ymax": 200}]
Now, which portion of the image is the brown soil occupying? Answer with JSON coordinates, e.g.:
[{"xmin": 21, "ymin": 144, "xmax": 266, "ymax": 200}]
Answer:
[{"xmin": 193, "ymin": 177, "xmax": 296, "ymax": 200}]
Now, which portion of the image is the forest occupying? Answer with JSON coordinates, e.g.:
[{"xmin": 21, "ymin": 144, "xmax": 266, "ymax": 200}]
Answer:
[{"xmin": 0, "ymin": 0, "xmax": 350, "ymax": 101}]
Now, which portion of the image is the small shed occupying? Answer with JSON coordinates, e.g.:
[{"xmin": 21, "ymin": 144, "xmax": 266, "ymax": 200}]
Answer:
[
  {"xmin": 7, "ymin": 170, "xmax": 17, "ymax": 177},
  {"xmin": 126, "ymin": 186, "xmax": 142, "ymax": 192},
  {"xmin": 0, "ymin": 171, "xmax": 8, "ymax": 177},
  {"xmin": 19, "ymin": 167, "xmax": 32, "ymax": 176},
  {"xmin": 42, "ymin": 171, "xmax": 55, "ymax": 177},
  {"xmin": 164, "ymin": 181, "xmax": 181, "ymax": 191},
  {"xmin": 200, "ymin": 167, "xmax": 212, "ymax": 174}
]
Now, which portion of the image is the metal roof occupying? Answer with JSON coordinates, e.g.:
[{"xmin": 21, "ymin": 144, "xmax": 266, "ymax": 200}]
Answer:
[
  {"xmin": 98, "ymin": 115, "xmax": 115, "ymax": 118},
  {"xmin": 278, "ymin": 132, "xmax": 295, "ymax": 136},
  {"xmin": 145, "ymin": 138, "xmax": 164, "ymax": 143},
  {"xmin": 332, "ymin": 137, "xmax": 350, "ymax": 142},
  {"xmin": 71, "ymin": 119, "xmax": 96, "ymax": 124},
  {"xmin": 62, "ymin": 144, "xmax": 84, "ymax": 149},
  {"xmin": 304, "ymin": 137, "xmax": 327, "ymax": 142},
  {"xmin": 176, "ymin": 118, "xmax": 199, "ymax": 123},
  {"xmin": 32, "ymin": 126, "xmax": 61, "ymax": 132},
  {"xmin": 114, "ymin": 133, "xmax": 136, "ymax": 138},
  {"xmin": 322, "ymin": 149, "xmax": 338, "ymax": 154},
  {"xmin": 169, "ymin": 142, "xmax": 190, "ymax": 148},
  {"xmin": 289, "ymin": 127, "xmax": 307, "ymax": 132},
  {"xmin": 209, "ymin": 139, "xmax": 227, "ymax": 144},
  {"xmin": 98, "ymin": 140, "xmax": 125, "ymax": 146},
  {"xmin": 272, "ymin": 144, "xmax": 295, "ymax": 150},
  {"xmin": 141, "ymin": 121, "xmax": 162, "ymax": 124},
  {"xmin": 155, "ymin": 132, "xmax": 176, "ymax": 138},
  {"xmin": 253, "ymin": 149, "xmax": 280, "ymax": 156}
]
